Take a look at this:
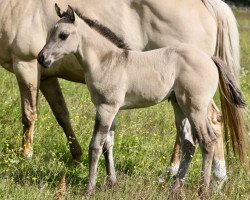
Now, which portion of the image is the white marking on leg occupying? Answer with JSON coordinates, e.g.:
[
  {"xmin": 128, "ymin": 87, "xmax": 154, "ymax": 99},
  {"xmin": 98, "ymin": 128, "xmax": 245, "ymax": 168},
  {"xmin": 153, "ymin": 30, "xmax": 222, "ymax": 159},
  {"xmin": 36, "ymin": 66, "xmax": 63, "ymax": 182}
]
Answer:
[
  {"xmin": 213, "ymin": 157, "xmax": 227, "ymax": 180},
  {"xmin": 213, "ymin": 157, "xmax": 228, "ymax": 191},
  {"xmin": 157, "ymin": 165, "xmax": 179, "ymax": 183}
]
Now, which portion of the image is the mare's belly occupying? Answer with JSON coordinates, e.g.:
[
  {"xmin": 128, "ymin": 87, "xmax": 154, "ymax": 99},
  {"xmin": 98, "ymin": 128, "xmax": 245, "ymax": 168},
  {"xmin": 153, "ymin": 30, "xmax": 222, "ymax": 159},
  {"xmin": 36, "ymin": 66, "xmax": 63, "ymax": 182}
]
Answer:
[{"xmin": 41, "ymin": 54, "xmax": 86, "ymax": 83}]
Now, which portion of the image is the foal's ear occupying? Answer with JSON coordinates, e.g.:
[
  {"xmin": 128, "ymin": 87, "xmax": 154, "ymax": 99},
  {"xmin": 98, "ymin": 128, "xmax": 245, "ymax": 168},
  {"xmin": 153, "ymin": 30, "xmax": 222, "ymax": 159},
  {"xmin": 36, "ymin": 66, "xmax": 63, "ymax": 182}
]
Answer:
[
  {"xmin": 66, "ymin": 5, "xmax": 75, "ymax": 23},
  {"xmin": 55, "ymin": 3, "xmax": 65, "ymax": 18}
]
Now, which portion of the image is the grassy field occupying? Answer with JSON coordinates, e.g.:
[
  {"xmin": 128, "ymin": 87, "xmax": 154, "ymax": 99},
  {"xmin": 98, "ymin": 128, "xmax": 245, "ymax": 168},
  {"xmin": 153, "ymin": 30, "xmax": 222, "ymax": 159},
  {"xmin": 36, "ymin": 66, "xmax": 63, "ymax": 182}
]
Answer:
[{"xmin": 0, "ymin": 10, "xmax": 249, "ymax": 200}]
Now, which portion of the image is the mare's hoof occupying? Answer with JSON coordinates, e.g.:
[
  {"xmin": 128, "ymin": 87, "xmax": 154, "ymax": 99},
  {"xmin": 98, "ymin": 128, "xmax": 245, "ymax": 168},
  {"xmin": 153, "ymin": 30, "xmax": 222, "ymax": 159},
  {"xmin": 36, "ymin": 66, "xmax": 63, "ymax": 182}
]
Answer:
[
  {"xmin": 211, "ymin": 176, "xmax": 228, "ymax": 193},
  {"xmin": 70, "ymin": 146, "xmax": 83, "ymax": 161},
  {"xmin": 84, "ymin": 187, "xmax": 95, "ymax": 197},
  {"xmin": 22, "ymin": 148, "xmax": 33, "ymax": 159},
  {"xmin": 158, "ymin": 173, "xmax": 167, "ymax": 183},
  {"xmin": 72, "ymin": 158, "xmax": 83, "ymax": 167}
]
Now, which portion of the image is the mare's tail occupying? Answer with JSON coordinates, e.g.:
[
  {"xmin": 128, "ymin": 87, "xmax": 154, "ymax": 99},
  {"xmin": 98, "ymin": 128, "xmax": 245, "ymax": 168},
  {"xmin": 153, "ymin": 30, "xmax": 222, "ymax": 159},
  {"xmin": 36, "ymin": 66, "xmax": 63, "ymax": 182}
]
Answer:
[
  {"xmin": 203, "ymin": 0, "xmax": 240, "ymax": 77},
  {"xmin": 212, "ymin": 57, "xmax": 249, "ymax": 170}
]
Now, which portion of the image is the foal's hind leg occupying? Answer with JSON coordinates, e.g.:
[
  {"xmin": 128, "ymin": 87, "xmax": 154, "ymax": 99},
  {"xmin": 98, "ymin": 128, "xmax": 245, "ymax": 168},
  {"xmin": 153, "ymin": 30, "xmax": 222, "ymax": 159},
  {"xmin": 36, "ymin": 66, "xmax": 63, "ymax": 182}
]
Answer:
[
  {"xmin": 164, "ymin": 96, "xmax": 195, "ymax": 179},
  {"xmin": 188, "ymin": 110, "xmax": 216, "ymax": 195},
  {"xmin": 170, "ymin": 99, "xmax": 196, "ymax": 193},
  {"xmin": 103, "ymin": 117, "xmax": 117, "ymax": 187},
  {"xmin": 174, "ymin": 92, "xmax": 217, "ymax": 195},
  {"xmin": 40, "ymin": 77, "xmax": 83, "ymax": 162}
]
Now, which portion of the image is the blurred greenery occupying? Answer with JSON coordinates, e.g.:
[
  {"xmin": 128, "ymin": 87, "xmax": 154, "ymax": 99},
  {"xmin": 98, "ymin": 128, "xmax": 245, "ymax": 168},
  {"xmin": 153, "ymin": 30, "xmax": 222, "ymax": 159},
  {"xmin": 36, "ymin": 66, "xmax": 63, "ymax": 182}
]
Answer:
[{"xmin": 225, "ymin": 0, "xmax": 250, "ymax": 6}]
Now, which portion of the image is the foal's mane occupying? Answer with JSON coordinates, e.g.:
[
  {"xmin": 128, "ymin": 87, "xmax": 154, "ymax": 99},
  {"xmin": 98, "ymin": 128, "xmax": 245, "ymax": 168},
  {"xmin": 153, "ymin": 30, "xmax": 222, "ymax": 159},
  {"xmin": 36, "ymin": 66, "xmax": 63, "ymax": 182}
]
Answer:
[{"xmin": 73, "ymin": 8, "xmax": 130, "ymax": 52}]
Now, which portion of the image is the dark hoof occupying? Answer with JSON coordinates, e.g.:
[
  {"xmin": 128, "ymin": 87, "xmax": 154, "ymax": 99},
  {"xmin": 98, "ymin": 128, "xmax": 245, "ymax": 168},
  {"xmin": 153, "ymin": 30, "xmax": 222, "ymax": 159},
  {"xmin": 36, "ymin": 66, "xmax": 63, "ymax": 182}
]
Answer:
[
  {"xmin": 198, "ymin": 185, "xmax": 210, "ymax": 199},
  {"xmin": 169, "ymin": 179, "xmax": 185, "ymax": 199},
  {"xmin": 84, "ymin": 187, "xmax": 95, "ymax": 197},
  {"xmin": 72, "ymin": 159, "xmax": 83, "ymax": 167},
  {"xmin": 71, "ymin": 149, "xmax": 83, "ymax": 164},
  {"xmin": 106, "ymin": 177, "xmax": 118, "ymax": 189}
]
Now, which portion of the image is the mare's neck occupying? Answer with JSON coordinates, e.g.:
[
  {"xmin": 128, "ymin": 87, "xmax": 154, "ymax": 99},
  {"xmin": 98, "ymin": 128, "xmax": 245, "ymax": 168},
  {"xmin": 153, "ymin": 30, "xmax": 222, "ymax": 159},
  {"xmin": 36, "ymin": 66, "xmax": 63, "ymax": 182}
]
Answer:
[{"xmin": 76, "ymin": 19, "xmax": 122, "ymax": 73}]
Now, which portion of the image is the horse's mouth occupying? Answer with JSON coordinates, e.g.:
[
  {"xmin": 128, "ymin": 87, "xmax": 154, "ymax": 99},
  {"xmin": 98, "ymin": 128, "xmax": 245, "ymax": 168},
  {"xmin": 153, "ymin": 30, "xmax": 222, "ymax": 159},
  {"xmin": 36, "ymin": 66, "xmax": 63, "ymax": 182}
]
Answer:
[{"xmin": 37, "ymin": 55, "xmax": 52, "ymax": 68}]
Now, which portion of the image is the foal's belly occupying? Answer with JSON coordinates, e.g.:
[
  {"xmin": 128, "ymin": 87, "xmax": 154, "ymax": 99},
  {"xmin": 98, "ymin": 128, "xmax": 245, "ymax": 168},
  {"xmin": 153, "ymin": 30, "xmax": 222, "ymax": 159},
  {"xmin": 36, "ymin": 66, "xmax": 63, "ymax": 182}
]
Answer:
[{"xmin": 121, "ymin": 89, "xmax": 173, "ymax": 110}]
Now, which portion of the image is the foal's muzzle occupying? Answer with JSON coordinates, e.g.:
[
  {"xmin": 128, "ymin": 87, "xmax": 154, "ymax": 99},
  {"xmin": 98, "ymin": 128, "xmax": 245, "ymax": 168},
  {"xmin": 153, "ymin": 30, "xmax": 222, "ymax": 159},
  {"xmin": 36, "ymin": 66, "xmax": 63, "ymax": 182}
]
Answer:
[{"xmin": 37, "ymin": 52, "xmax": 51, "ymax": 68}]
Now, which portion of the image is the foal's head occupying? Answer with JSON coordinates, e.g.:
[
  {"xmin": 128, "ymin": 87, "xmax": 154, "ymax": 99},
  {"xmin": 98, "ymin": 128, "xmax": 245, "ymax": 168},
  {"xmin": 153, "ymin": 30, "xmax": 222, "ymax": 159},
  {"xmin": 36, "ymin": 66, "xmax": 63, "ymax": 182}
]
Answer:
[{"xmin": 38, "ymin": 4, "xmax": 79, "ymax": 68}]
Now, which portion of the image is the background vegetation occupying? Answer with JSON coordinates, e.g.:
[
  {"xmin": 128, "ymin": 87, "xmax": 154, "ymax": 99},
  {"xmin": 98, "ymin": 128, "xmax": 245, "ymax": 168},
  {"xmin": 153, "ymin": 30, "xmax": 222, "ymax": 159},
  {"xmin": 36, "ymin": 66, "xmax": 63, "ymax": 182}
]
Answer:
[
  {"xmin": 0, "ymin": 10, "xmax": 249, "ymax": 200},
  {"xmin": 225, "ymin": 0, "xmax": 250, "ymax": 6}
]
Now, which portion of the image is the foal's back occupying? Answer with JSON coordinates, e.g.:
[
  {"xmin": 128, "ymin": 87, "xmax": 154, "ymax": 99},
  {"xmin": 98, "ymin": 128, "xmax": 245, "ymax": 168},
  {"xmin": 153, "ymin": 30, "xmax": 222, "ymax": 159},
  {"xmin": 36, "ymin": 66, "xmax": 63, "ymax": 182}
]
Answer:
[{"xmin": 120, "ymin": 44, "xmax": 219, "ymax": 109}]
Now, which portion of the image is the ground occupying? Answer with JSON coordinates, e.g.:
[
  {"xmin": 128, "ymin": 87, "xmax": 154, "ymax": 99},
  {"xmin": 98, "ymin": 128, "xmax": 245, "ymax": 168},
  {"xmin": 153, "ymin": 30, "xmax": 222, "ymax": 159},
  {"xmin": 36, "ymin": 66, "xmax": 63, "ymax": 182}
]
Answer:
[{"xmin": 0, "ymin": 10, "xmax": 249, "ymax": 200}]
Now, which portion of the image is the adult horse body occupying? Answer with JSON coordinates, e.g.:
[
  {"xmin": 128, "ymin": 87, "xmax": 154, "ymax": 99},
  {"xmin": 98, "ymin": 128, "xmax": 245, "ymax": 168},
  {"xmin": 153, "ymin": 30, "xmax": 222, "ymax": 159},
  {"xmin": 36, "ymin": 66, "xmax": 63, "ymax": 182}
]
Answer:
[
  {"xmin": 38, "ymin": 6, "xmax": 246, "ymax": 195},
  {"xmin": 0, "ymin": 0, "xmax": 240, "ymax": 184}
]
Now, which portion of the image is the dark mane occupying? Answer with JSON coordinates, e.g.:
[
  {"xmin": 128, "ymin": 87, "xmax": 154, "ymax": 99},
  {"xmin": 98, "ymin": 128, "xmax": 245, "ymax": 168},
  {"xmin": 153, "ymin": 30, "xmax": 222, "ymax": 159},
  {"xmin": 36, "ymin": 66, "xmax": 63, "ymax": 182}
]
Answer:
[{"xmin": 73, "ymin": 8, "xmax": 130, "ymax": 52}]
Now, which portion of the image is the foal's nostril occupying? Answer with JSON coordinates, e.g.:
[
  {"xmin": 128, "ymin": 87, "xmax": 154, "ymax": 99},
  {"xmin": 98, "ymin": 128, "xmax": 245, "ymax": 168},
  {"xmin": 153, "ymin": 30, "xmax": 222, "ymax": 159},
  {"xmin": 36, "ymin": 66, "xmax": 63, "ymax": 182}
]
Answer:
[{"xmin": 37, "ymin": 54, "xmax": 45, "ymax": 65}]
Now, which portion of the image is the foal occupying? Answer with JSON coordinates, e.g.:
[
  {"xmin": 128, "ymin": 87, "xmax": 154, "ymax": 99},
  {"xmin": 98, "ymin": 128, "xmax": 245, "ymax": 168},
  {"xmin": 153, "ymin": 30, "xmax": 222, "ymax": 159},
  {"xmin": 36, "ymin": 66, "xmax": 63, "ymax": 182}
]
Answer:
[{"xmin": 38, "ymin": 5, "xmax": 246, "ymax": 195}]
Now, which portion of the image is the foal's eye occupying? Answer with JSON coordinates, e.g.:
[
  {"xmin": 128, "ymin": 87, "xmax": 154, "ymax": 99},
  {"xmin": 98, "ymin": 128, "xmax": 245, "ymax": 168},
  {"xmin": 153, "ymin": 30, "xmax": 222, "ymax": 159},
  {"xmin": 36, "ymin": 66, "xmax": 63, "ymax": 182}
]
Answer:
[{"xmin": 59, "ymin": 32, "xmax": 69, "ymax": 40}]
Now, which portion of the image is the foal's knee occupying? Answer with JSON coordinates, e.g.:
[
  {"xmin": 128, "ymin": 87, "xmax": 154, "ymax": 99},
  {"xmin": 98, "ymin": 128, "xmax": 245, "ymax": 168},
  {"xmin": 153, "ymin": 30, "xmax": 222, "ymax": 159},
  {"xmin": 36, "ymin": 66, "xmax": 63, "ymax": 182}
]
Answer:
[{"xmin": 22, "ymin": 111, "xmax": 37, "ymax": 128}]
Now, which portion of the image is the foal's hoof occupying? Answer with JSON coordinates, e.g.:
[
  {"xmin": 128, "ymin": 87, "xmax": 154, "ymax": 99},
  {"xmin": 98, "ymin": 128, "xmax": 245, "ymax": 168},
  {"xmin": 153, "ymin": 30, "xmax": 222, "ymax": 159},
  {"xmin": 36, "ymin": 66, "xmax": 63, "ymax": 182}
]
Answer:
[
  {"xmin": 198, "ymin": 186, "xmax": 210, "ymax": 199},
  {"xmin": 106, "ymin": 177, "xmax": 118, "ymax": 189},
  {"xmin": 158, "ymin": 166, "xmax": 179, "ymax": 183},
  {"xmin": 169, "ymin": 186, "xmax": 183, "ymax": 200},
  {"xmin": 170, "ymin": 179, "xmax": 184, "ymax": 198},
  {"xmin": 167, "ymin": 165, "xmax": 179, "ymax": 177}
]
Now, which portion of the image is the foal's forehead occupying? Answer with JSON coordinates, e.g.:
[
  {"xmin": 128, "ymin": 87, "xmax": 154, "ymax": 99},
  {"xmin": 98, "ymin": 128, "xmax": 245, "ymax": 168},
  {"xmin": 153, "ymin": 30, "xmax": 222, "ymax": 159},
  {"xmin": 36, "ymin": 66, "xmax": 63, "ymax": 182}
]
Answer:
[{"xmin": 54, "ymin": 18, "xmax": 74, "ymax": 30}]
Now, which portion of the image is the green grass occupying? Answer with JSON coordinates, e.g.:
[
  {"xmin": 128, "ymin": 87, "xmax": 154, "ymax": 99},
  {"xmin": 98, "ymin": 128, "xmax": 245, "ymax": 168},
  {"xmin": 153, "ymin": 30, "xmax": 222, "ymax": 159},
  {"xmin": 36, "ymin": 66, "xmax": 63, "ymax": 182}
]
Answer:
[{"xmin": 0, "ymin": 10, "xmax": 250, "ymax": 200}]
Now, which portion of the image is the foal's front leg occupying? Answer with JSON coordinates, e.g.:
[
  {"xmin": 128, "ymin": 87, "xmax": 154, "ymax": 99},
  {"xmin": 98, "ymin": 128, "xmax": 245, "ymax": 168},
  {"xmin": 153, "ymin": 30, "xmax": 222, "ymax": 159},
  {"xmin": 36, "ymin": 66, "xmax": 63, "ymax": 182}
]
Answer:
[
  {"xmin": 86, "ymin": 104, "xmax": 118, "ymax": 195},
  {"xmin": 103, "ymin": 117, "xmax": 117, "ymax": 187}
]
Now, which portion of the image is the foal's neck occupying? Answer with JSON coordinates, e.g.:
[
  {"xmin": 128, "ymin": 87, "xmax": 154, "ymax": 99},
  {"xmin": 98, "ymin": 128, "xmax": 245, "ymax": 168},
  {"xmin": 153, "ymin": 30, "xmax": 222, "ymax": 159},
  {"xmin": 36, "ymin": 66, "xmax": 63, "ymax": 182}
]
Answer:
[{"xmin": 76, "ymin": 18, "xmax": 124, "ymax": 72}]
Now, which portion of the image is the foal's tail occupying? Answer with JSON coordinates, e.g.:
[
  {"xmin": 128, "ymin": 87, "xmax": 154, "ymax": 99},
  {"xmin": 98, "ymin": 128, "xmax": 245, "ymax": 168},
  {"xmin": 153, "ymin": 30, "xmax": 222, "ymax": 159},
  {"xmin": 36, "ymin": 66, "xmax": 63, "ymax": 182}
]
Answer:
[
  {"xmin": 212, "ymin": 57, "xmax": 249, "ymax": 170},
  {"xmin": 203, "ymin": 0, "xmax": 240, "ymax": 77}
]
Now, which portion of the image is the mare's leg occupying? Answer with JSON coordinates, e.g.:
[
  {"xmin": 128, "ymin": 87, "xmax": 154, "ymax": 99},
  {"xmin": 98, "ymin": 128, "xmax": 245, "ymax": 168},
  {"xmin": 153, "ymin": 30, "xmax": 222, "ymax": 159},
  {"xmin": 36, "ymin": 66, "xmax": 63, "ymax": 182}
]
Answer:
[
  {"xmin": 103, "ymin": 117, "xmax": 117, "ymax": 187},
  {"xmin": 86, "ymin": 104, "xmax": 119, "ymax": 195},
  {"xmin": 207, "ymin": 102, "xmax": 227, "ymax": 191},
  {"xmin": 13, "ymin": 58, "xmax": 40, "ymax": 158},
  {"xmin": 40, "ymin": 77, "xmax": 83, "ymax": 162},
  {"xmin": 167, "ymin": 129, "xmax": 181, "ymax": 177}
]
